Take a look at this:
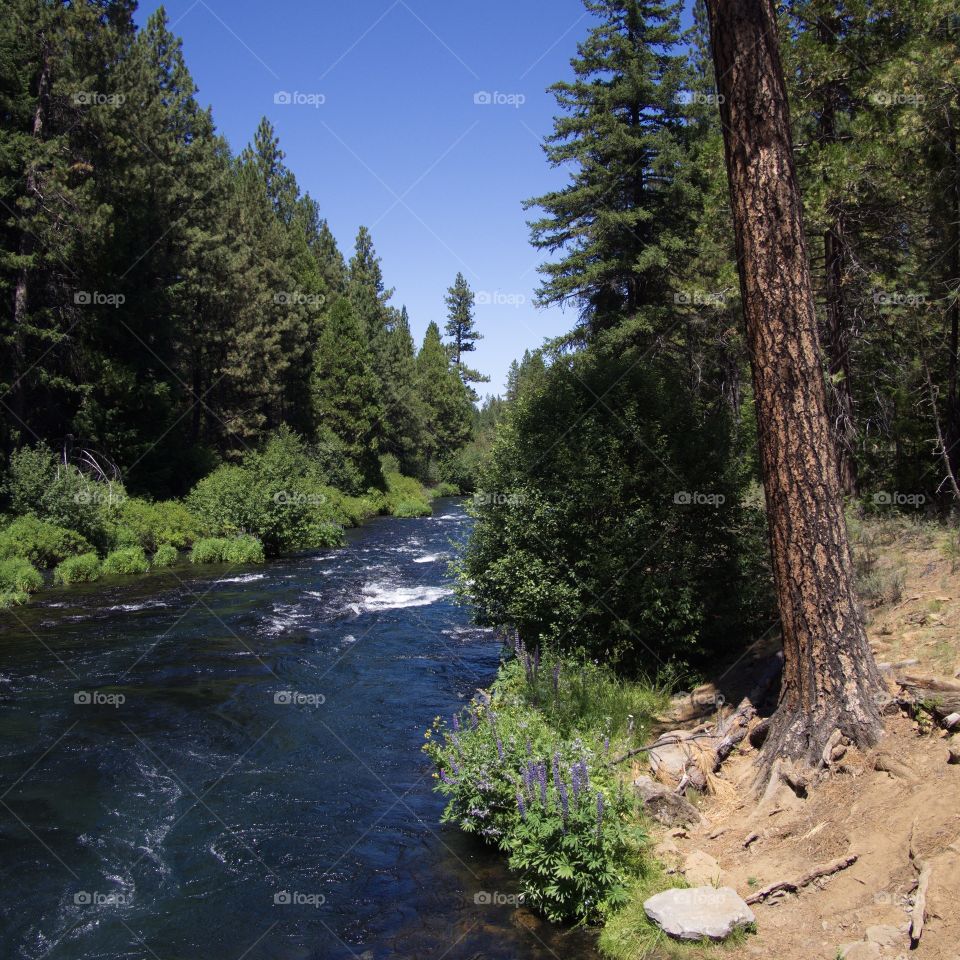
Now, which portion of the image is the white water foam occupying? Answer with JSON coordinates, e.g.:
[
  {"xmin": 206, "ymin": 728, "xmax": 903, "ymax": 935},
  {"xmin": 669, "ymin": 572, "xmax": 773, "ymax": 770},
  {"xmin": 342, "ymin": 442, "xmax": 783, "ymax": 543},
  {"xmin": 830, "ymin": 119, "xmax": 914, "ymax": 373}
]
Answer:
[
  {"xmin": 106, "ymin": 600, "xmax": 170, "ymax": 613},
  {"xmin": 413, "ymin": 553, "xmax": 444, "ymax": 564},
  {"xmin": 215, "ymin": 573, "xmax": 266, "ymax": 585},
  {"xmin": 262, "ymin": 603, "xmax": 311, "ymax": 635},
  {"xmin": 360, "ymin": 583, "xmax": 452, "ymax": 611}
]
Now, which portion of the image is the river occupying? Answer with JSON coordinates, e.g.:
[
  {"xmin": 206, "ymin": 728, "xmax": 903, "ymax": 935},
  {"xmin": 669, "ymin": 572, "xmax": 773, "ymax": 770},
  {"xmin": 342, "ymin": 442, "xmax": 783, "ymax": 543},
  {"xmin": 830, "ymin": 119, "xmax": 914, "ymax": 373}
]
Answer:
[{"xmin": 0, "ymin": 500, "xmax": 599, "ymax": 960}]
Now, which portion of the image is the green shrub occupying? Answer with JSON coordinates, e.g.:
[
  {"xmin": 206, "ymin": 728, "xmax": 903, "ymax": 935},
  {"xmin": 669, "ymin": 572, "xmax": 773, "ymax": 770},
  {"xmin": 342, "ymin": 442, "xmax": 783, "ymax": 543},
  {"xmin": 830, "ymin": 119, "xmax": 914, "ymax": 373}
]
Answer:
[
  {"xmin": 222, "ymin": 535, "xmax": 265, "ymax": 565},
  {"xmin": 392, "ymin": 498, "xmax": 431, "ymax": 518},
  {"xmin": 152, "ymin": 544, "xmax": 179, "ymax": 568},
  {"xmin": 429, "ymin": 481, "xmax": 460, "ymax": 498},
  {"xmin": 187, "ymin": 429, "xmax": 349, "ymax": 555},
  {"xmin": 102, "ymin": 547, "xmax": 150, "ymax": 576},
  {"xmin": 0, "ymin": 590, "xmax": 28, "ymax": 609},
  {"xmin": 190, "ymin": 536, "xmax": 265, "ymax": 565},
  {"xmin": 53, "ymin": 553, "xmax": 102, "ymax": 585},
  {"xmin": 111, "ymin": 498, "xmax": 200, "ymax": 552},
  {"xmin": 0, "ymin": 557, "xmax": 44, "ymax": 594},
  {"xmin": 190, "ymin": 537, "xmax": 231, "ymax": 564},
  {"xmin": 0, "ymin": 516, "xmax": 92, "ymax": 567},
  {"xmin": 425, "ymin": 646, "xmax": 660, "ymax": 924}
]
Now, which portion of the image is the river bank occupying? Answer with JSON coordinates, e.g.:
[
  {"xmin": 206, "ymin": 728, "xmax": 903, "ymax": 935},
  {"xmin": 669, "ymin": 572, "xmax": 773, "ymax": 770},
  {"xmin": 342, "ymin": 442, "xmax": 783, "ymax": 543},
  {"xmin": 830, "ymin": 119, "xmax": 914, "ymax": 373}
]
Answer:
[{"xmin": 0, "ymin": 501, "xmax": 602, "ymax": 960}]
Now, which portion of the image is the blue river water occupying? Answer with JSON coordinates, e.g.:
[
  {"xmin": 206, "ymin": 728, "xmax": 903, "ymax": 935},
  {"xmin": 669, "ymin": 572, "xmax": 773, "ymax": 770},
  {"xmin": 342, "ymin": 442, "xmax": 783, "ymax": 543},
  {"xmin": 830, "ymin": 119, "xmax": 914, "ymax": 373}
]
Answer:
[{"xmin": 0, "ymin": 500, "xmax": 599, "ymax": 959}]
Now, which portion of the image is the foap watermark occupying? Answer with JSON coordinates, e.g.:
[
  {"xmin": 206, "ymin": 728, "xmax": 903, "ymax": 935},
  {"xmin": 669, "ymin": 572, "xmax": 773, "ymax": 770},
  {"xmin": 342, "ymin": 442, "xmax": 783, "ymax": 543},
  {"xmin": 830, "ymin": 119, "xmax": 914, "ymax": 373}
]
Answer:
[
  {"xmin": 272, "ymin": 490, "xmax": 327, "ymax": 507},
  {"xmin": 473, "ymin": 492, "xmax": 525, "ymax": 508},
  {"xmin": 75, "ymin": 291, "xmax": 125, "ymax": 308},
  {"xmin": 690, "ymin": 690, "xmax": 725, "ymax": 711},
  {"xmin": 273, "ymin": 890, "xmax": 325, "ymax": 908},
  {"xmin": 74, "ymin": 690, "xmax": 125, "ymax": 708},
  {"xmin": 74, "ymin": 487, "xmax": 127, "ymax": 508},
  {"xmin": 673, "ymin": 289, "xmax": 727, "ymax": 307},
  {"xmin": 473, "ymin": 90, "xmax": 526, "ymax": 108},
  {"xmin": 674, "ymin": 491, "xmax": 726, "ymax": 507},
  {"xmin": 74, "ymin": 891, "xmax": 128, "ymax": 907},
  {"xmin": 870, "ymin": 90, "xmax": 925, "ymax": 107},
  {"xmin": 674, "ymin": 90, "xmax": 724, "ymax": 106},
  {"xmin": 474, "ymin": 890, "xmax": 525, "ymax": 907},
  {"xmin": 475, "ymin": 290, "xmax": 526, "ymax": 307},
  {"xmin": 73, "ymin": 91, "xmax": 125, "ymax": 107},
  {"xmin": 274, "ymin": 691, "xmax": 325, "ymax": 707},
  {"xmin": 872, "ymin": 491, "xmax": 926, "ymax": 508},
  {"xmin": 872, "ymin": 290, "xmax": 926, "ymax": 307},
  {"xmin": 274, "ymin": 291, "xmax": 326, "ymax": 307},
  {"xmin": 273, "ymin": 90, "xmax": 326, "ymax": 108}
]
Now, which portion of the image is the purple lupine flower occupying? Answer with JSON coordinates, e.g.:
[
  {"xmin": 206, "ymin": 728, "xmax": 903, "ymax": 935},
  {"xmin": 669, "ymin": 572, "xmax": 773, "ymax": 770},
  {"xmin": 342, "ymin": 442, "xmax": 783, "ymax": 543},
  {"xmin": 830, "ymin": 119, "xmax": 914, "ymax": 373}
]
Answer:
[
  {"xmin": 603, "ymin": 735, "xmax": 610, "ymax": 756},
  {"xmin": 571, "ymin": 763, "xmax": 581, "ymax": 801},
  {"xmin": 452, "ymin": 713, "xmax": 460, "ymax": 731},
  {"xmin": 526, "ymin": 738, "xmax": 533, "ymax": 758},
  {"xmin": 551, "ymin": 753, "xmax": 562, "ymax": 789},
  {"xmin": 449, "ymin": 757, "xmax": 460, "ymax": 776},
  {"xmin": 440, "ymin": 769, "xmax": 452, "ymax": 784},
  {"xmin": 596, "ymin": 793, "xmax": 605, "ymax": 837},
  {"xmin": 471, "ymin": 711, "xmax": 479, "ymax": 729},
  {"xmin": 580, "ymin": 761, "xmax": 590, "ymax": 793},
  {"xmin": 517, "ymin": 790, "xmax": 527, "ymax": 821},
  {"xmin": 557, "ymin": 777, "xmax": 569, "ymax": 823},
  {"xmin": 537, "ymin": 762, "xmax": 548, "ymax": 808},
  {"xmin": 495, "ymin": 734, "xmax": 504, "ymax": 761}
]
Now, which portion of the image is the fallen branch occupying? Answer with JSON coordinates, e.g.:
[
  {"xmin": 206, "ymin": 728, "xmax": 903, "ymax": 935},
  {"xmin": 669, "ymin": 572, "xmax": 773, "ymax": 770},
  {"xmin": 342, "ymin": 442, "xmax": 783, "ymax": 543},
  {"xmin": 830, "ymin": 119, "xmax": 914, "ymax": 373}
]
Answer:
[
  {"xmin": 745, "ymin": 854, "xmax": 858, "ymax": 905},
  {"xmin": 607, "ymin": 731, "xmax": 719, "ymax": 767},
  {"xmin": 910, "ymin": 862, "xmax": 932, "ymax": 946}
]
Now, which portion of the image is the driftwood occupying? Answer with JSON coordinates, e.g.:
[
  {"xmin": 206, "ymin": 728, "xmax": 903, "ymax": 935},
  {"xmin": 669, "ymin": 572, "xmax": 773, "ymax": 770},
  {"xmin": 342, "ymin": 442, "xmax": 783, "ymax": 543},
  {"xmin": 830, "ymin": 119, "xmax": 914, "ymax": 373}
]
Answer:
[
  {"xmin": 908, "ymin": 818, "xmax": 931, "ymax": 947},
  {"xmin": 896, "ymin": 674, "xmax": 960, "ymax": 719},
  {"xmin": 745, "ymin": 854, "xmax": 858, "ymax": 905}
]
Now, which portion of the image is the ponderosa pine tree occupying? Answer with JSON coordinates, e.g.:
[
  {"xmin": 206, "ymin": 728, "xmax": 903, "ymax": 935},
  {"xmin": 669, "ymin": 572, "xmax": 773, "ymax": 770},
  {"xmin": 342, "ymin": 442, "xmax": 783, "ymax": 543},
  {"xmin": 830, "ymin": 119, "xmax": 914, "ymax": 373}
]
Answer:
[
  {"xmin": 347, "ymin": 226, "xmax": 392, "ymax": 345},
  {"xmin": 704, "ymin": 0, "xmax": 883, "ymax": 774},
  {"xmin": 525, "ymin": 0, "xmax": 695, "ymax": 341},
  {"xmin": 311, "ymin": 297, "xmax": 384, "ymax": 490},
  {"xmin": 443, "ymin": 273, "xmax": 489, "ymax": 398},
  {"xmin": 380, "ymin": 306, "xmax": 426, "ymax": 474}
]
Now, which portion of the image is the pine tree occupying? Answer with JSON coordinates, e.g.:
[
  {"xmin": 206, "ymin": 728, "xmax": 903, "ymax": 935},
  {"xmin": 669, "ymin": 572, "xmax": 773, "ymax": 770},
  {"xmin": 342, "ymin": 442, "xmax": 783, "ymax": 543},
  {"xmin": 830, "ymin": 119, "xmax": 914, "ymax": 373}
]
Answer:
[
  {"xmin": 311, "ymin": 297, "xmax": 384, "ymax": 490},
  {"xmin": 443, "ymin": 272, "xmax": 489, "ymax": 397},
  {"xmin": 380, "ymin": 306, "xmax": 426, "ymax": 474},
  {"xmin": 416, "ymin": 321, "xmax": 472, "ymax": 464},
  {"xmin": 525, "ymin": 0, "xmax": 695, "ymax": 340},
  {"xmin": 347, "ymin": 226, "xmax": 392, "ymax": 345}
]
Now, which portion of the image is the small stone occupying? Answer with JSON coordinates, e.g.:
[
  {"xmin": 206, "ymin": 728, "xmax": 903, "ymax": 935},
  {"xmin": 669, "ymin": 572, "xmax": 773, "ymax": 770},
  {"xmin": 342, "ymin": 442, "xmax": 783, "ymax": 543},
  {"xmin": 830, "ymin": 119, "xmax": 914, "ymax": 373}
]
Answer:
[
  {"xmin": 634, "ymin": 776, "xmax": 703, "ymax": 827},
  {"xmin": 865, "ymin": 924, "xmax": 903, "ymax": 948},
  {"xmin": 839, "ymin": 942, "xmax": 881, "ymax": 960},
  {"xmin": 683, "ymin": 850, "xmax": 729, "ymax": 888},
  {"xmin": 942, "ymin": 711, "xmax": 960, "ymax": 730},
  {"xmin": 643, "ymin": 886, "xmax": 756, "ymax": 942}
]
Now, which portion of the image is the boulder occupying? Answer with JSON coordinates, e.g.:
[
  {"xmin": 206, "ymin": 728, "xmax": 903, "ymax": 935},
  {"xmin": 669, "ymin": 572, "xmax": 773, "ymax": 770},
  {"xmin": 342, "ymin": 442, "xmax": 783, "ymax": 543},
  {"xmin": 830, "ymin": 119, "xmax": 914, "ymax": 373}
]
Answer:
[
  {"xmin": 865, "ymin": 924, "xmax": 904, "ymax": 949},
  {"xmin": 839, "ymin": 942, "xmax": 881, "ymax": 960},
  {"xmin": 634, "ymin": 775, "xmax": 703, "ymax": 827},
  {"xmin": 644, "ymin": 886, "xmax": 756, "ymax": 941}
]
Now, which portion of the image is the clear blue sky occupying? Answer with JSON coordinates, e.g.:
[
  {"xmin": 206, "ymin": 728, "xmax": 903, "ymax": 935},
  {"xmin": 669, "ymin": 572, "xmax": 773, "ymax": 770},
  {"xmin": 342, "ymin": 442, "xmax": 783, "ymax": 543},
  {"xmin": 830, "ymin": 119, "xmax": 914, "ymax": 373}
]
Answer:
[{"xmin": 134, "ymin": 0, "xmax": 603, "ymax": 396}]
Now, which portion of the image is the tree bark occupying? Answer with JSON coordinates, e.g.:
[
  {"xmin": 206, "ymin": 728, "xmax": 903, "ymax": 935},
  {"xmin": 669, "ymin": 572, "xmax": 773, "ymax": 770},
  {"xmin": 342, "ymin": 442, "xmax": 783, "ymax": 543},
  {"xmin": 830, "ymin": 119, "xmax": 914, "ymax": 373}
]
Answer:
[
  {"xmin": 944, "ymin": 108, "xmax": 960, "ymax": 485},
  {"xmin": 703, "ymin": 0, "xmax": 883, "ymax": 778}
]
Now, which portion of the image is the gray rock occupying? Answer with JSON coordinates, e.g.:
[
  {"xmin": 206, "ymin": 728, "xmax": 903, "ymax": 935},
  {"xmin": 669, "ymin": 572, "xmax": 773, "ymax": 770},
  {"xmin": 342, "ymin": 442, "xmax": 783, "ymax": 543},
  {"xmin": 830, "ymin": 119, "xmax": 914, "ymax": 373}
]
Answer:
[
  {"xmin": 839, "ymin": 942, "xmax": 881, "ymax": 960},
  {"xmin": 643, "ymin": 886, "xmax": 756, "ymax": 941},
  {"xmin": 634, "ymin": 775, "xmax": 703, "ymax": 827},
  {"xmin": 865, "ymin": 924, "xmax": 904, "ymax": 949}
]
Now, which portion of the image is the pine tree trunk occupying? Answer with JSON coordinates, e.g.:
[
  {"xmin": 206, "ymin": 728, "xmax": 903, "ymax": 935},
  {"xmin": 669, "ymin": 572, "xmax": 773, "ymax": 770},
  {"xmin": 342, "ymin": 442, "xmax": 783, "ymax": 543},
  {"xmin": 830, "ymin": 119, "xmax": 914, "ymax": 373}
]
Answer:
[
  {"xmin": 704, "ymin": 0, "xmax": 883, "ymax": 774},
  {"xmin": 944, "ymin": 109, "xmax": 960, "ymax": 487}
]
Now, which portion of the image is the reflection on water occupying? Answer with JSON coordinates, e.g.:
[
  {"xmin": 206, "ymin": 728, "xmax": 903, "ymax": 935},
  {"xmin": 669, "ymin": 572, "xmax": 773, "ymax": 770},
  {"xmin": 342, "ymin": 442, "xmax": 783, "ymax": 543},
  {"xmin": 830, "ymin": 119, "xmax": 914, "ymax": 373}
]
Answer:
[{"xmin": 0, "ymin": 502, "xmax": 599, "ymax": 960}]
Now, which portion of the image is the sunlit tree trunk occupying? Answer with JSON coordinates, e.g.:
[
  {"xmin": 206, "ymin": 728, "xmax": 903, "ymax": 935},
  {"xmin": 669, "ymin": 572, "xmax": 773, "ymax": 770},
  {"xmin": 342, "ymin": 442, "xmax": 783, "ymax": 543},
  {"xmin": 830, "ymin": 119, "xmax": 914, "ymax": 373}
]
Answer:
[{"xmin": 704, "ymin": 0, "xmax": 883, "ymax": 774}]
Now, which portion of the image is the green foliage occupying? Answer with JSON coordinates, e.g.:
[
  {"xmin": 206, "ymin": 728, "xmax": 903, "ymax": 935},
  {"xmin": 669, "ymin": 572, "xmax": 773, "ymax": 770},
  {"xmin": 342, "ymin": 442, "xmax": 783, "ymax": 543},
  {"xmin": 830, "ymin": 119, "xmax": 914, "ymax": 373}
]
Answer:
[
  {"xmin": 53, "ymin": 553, "xmax": 102, "ymax": 585},
  {"xmin": 190, "ymin": 536, "xmax": 266, "ymax": 565},
  {"xmin": 152, "ymin": 544, "xmax": 179, "ymax": 568},
  {"xmin": 187, "ymin": 429, "xmax": 347, "ymax": 555},
  {"xmin": 111, "ymin": 499, "xmax": 200, "ymax": 552},
  {"xmin": 381, "ymin": 471, "xmax": 432, "ymax": 517},
  {"xmin": 102, "ymin": 547, "xmax": 150, "ymax": 577},
  {"xmin": 0, "ymin": 516, "xmax": 92, "ymax": 568},
  {"xmin": 425, "ymin": 647, "xmax": 661, "ymax": 924},
  {"xmin": 416, "ymin": 322, "xmax": 474, "ymax": 467},
  {"xmin": 444, "ymin": 272, "xmax": 489, "ymax": 397},
  {"xmin": 0, "ymin": 557, "xmax": 44, "ymax": 595},
  {"xmin": 461, "ymin": 346, "xmax": 773, "ymax": 673}
]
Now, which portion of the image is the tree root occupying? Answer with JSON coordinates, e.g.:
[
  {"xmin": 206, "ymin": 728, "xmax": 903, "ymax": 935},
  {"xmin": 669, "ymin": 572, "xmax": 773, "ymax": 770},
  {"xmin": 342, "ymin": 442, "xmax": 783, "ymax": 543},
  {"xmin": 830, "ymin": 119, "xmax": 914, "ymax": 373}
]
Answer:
[{"xmin": 744, "ymin": 853, "xmax": 858, "ymax": 905}]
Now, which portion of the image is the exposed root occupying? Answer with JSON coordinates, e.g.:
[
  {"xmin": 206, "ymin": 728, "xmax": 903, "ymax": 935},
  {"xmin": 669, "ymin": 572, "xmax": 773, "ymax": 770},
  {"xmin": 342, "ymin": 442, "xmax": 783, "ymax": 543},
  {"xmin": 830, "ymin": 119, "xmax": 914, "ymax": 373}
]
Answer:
[{"xmin": 744, "ymin": 853, "xmax": 858, "ymax": 905}]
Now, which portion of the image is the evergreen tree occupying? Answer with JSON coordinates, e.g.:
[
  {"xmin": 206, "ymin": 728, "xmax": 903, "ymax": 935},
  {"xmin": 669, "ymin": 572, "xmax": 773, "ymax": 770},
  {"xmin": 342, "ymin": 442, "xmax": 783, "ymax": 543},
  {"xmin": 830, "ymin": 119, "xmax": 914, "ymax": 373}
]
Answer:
[
  {"xmin": 347, "ymin": 225, "xmax": 392, "ymax": 345},
  {"xmin": 380, "ymin": 306, "xmax": 427, "ymax": 474},
  {"xmin": 416, "ymin": 322, "xmax": 472, "ymax": 464},
  {"xmin": 311, "ymin": 297, "xmax": 384, "ymax": 490},
  {"xmin": 443, "ymin": 272, "xmax": 489, "ymax": 397},
  {"xmin": 525, "ymin": 0, "xmax": 695, "ymax": 341}
]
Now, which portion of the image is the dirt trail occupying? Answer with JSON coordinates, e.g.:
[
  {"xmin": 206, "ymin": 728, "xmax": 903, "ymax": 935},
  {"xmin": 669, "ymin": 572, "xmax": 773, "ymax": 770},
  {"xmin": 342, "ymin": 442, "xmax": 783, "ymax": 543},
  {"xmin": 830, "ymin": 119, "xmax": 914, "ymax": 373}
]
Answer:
[{"xmin": 645, "ymin": 518, "xmax": 960, "ymax": 960}]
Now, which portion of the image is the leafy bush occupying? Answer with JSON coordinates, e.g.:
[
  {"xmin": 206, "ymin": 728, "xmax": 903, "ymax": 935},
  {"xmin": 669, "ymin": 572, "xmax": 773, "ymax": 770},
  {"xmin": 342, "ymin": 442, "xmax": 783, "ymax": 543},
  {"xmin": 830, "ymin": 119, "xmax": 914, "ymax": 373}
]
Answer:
[
  {"xmin": 460, "ymin": 346, "xmax": 773, "ymax": 673},
  {"xmin": 152, "ymin": 544, "xmax": 179, "ymax": 568},
  {"xmin": 187, "ymin": 429, "xmax": 348, "ymax": 555},
  {"xmin": 0, "ymin": 516, "xmax": 92, "ymax": 568},
  {"xmin": 425, "ymin": 645, "xmax": 659, "ymax": 923},
  {"xmin": 0, "ymin": 557, "xmax": 44, "ymax": 594},
  {"xmin": 381, "ymin": 471, "xmax": 431, "ymax": 517},
  {"xmin": 111, "ymin": 498, "xmax": 200, "ymax": 552},
  {"xmin": 54, "ymin": 553, "xmax": 102, "ymax": 585},
  {"xmin": 190, "ymin": 536, "xmax": 265, "ymax": 565},
  {"xmin": 102, "ymin": 547, "xmax": 150, "ymax": 576},
  {"xmin": 428, "ymin": 481, "xmax": 461, "ymax": 498},
  {"xmin": 0, "ymin": 590, "xmax": 29, "ymax": 609}
]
